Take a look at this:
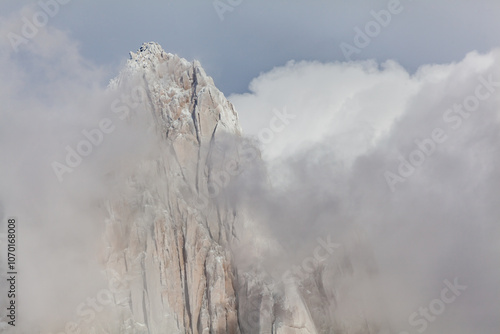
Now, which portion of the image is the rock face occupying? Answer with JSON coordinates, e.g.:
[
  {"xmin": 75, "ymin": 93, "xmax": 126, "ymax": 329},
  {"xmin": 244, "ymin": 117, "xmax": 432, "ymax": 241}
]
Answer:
[
  {"xmin": 94, "ymin": 42, "xmax": 383, "ymax": 334},
  {"xmin": 101, "ymin": 42, "xmax": 243, "ymax": 334}
]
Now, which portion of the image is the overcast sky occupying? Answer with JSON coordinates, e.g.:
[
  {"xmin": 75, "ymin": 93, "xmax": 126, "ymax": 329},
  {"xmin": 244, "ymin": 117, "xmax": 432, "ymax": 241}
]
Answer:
[
  {"xmin": 1, "ymin": 1, "xmax": 500, "ymax": 333},
  {"xmin": 2, "ymin": 0, "xmax": 500, "ymax": 95}
]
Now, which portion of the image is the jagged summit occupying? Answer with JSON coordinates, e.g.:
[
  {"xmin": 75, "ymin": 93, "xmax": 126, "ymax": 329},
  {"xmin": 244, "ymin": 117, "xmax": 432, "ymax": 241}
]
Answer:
[
  {"xmin": 128, "ymin": 42, "xmax": 191, "ymax": 72},
  {"xmin": 97, "ymin": 41, "xmax": 247, "ymax": 333},
  {"xmin": 137, "ymin": 41, "xmax": 166, "ymax": 55},
  {"xmin": 112, "ymin": 42, "xmax": 242, "ymax": 140},
  {"xmin": 92, "ymin": 43, "xmax": 383, "ymax": 334}
]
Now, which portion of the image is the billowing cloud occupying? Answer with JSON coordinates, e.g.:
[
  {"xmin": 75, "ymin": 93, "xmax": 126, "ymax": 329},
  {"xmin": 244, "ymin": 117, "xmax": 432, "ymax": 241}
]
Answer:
[
  {"xmin": 229, "ymin": 49, "xmax": 500, "ymax": 333},
  {"xmin": 0, "ymin": 4, "xmax": 499, "ymax": 332}
]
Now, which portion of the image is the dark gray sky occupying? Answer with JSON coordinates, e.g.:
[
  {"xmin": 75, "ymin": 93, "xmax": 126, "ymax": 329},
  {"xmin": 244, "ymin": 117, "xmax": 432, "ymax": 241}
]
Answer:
[{"xmin": 2, "ymin": 0, "xmax": 500, "ymax": 95}]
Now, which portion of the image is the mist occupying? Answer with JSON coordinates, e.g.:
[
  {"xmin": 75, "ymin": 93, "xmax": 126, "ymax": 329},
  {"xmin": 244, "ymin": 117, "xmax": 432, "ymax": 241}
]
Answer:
[
  {"xmin": 228, "ymin": 50, "xmax": 500, "ymax": 333},
  {"xmin": 0, "ymin": 8, "xmax": 499, "ymax": 333},
  {"xmin": 0, "ymin": 16, "xmax": 159, "ymax": 333}
]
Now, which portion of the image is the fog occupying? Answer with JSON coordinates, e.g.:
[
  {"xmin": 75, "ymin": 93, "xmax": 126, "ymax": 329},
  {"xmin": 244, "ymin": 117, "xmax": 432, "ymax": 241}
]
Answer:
[
  {"xmin": 229, "ymin": 50, "xmax": 500, "ymax": 333},
  {"xmin": 0, "ymin": 10, "xmax": 499, "ymax": 333},
  {"xmin": 0, "ymin": 17, "xmax": 159, "ymax": 332}
]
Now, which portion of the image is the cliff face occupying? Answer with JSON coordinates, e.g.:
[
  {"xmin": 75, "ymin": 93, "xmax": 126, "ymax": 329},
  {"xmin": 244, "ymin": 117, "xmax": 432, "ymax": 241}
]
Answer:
[
  {"xmin": 99, "ymin": 42, "xmax": 244, "ymax": 334},
  {"xmin": 90, "ymin": 42, "xmax": 382, "ymax": 334}
]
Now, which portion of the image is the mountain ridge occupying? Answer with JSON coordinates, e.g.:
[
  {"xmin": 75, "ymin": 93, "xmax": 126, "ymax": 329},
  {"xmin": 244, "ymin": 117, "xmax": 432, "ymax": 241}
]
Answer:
[{"xmin": 88, "ymin": 42, "xmax": 383, "ymax": 334}]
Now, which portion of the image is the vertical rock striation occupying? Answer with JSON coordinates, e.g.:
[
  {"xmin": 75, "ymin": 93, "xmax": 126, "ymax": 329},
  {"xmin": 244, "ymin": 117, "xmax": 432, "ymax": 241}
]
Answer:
[
  {"xmin": 102, "ymin": 42, "xmax": 242, "ymax": 334},
  {"xmin": 94, "ymin": 42, "xmax": 384, "ymax": 334}
]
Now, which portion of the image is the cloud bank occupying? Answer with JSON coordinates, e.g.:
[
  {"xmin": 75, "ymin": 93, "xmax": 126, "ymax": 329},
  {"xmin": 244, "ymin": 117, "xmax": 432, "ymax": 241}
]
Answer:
[
  {"xmin": 0, "ymin": 12, "xmax": 158, "ymax": 333},
  {"xmin": 229, "ymin": 50, "xmax": 500, "ymax": 333},
  {"xmin": 0, "ymin": 6, "xmax": 499, "ymax": 332}
]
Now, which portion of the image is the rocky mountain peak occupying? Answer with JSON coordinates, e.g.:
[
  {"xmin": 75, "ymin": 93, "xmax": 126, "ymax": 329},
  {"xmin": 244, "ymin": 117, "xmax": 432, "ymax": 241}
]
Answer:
[
  {"xmin": 115, "ymin": 42, "xmax": 241, "ymax": 141},
  {"xmin": 93, "ymin": 42, "xmax": 381, "ymax": 334}
]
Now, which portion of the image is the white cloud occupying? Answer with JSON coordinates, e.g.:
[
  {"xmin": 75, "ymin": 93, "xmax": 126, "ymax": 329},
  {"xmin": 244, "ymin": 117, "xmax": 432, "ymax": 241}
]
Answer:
[
  {"xmin": 230, "ymin": 59, "xmax": 421, "ymax": 163},
  {"xmin": 0, "ymin": 14, "xmax": 156, "ymax": 332},
  {"xmin": 0, "ymin": 5, "xmax": 499, "ymax": 331},
  {"xmin": 229, "ymin": 49, "xmax": 500, "ymax": 333}
]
